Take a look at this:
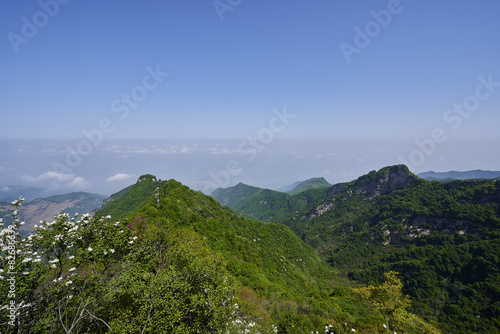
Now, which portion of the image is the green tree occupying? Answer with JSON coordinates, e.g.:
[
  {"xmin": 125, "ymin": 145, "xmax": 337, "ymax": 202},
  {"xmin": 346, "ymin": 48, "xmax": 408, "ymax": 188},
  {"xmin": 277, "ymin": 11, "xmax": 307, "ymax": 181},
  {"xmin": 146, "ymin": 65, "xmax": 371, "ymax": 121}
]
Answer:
[{"xmin": 352, "ymin": 271, "xmax": 440, "ymax": 334}]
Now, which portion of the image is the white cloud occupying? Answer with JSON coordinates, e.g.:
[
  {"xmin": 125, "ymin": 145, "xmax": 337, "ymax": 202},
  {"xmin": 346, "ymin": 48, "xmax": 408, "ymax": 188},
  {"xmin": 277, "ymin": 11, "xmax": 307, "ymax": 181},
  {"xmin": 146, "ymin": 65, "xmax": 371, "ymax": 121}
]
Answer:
[
  {"xmin": 69, "ymin": 177, "xmax": 88, "ymax": 188},
  {"xmin": 106, "ymin": 173, "xmax": 133, "ymax": 182},
  {"xmin": 21, "ymin": 171, "xmax": 88, "ymax": 191}
]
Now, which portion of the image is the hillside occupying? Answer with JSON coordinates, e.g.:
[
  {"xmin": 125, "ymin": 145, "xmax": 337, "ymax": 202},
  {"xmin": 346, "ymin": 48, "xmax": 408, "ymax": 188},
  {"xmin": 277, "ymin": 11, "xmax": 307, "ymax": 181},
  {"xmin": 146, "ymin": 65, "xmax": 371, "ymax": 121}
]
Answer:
[
  {"xmin": 93, "ymin": 175, "xmax": 443, "ymax": 332},
  {"xmin": 0, "ymin": 192, "xmax": 106, "ymax": 232},
  {"xmin": 1, "ymin": 172, "xmax": 444, "ymax": 333},
  {"xmin": 213, "ymin": 165, "xmax": 500, "ymax": 333},
  {"xmin": 211, "ymin": 183, "xmax": 330, "ymax": 223},
  {"xmin": 96, "ymin": 176, "xmax": 334, "ymax": 298}
]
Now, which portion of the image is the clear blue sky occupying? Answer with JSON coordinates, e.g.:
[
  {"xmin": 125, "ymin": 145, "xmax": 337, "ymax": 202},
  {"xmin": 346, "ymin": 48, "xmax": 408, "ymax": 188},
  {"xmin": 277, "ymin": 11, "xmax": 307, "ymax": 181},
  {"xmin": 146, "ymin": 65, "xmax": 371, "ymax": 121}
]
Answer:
[{"xmin": 1, "ymin": 0, "xmax": 500, "ymax": 195}]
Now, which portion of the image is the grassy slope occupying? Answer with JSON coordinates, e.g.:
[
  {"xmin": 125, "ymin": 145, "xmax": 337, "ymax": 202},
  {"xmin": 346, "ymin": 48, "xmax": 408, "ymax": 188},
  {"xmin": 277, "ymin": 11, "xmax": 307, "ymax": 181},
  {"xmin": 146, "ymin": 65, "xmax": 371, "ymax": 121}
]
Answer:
[{"xmin": 214, "ymin": 165, "xmax": 500, "ymax": 333}]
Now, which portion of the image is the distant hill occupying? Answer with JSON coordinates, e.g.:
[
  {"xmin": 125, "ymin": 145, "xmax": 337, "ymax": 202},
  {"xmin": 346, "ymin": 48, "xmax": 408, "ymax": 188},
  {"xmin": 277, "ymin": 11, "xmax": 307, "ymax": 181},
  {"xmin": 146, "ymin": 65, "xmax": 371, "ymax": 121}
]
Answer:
[
  {"xmin": 282, "ymin": 177, "xmax": 332, "ymax": 195},
  {"xmin": 418, "ymin": 169, "xmax": 500, "ymax": 181},
  {"xmin": 0, "ymin": 192, "xmax": 106, "ymax": 232},
  {"xmin": 211, "ymin": 183, "xmax": 319, "ymax": 222}
]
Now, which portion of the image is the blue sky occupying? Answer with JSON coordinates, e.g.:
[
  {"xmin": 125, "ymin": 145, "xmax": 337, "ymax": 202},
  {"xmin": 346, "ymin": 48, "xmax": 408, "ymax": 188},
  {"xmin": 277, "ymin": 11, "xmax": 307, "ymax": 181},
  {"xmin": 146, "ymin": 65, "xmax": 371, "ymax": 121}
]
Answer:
[{"xmin": 1, "ymin": 0, "xmax": 500, "ymax": 196}]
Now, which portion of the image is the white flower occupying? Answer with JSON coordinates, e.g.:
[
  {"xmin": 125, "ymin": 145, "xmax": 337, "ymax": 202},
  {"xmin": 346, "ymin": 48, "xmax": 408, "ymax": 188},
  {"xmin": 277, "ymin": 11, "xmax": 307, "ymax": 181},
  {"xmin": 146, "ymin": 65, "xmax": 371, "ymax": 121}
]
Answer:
[
  {"xmin": 110, "ymin": 249, "xmax": 115, "ymax": 253},
  {"xmin": 69, "ymin": 267, "xmax": 76, "ymax": 272},
  {"xmin": 106, "ymin": 215, "xmax": 111, "ymax": 219},
  {"xmin": 132, "ymin": 236, "xmax": 138, "ymax": 240},
  {"xmin": 65, "ymin": 280, "xmax": 73, "ymax": 286},
  {"xmin": 69, "ymin": 255, "xmax": 75, "ymax": 260},
  {"xmin": 351, "ymin": 329, "xmax": 356, "ymax": 332},
  {"xmin": 103, "ymin": 251, "xmax": 108, "ymax": 255},
  {"xmin": 22, "ymin": 271, "xmax": 29, "ymax": 275},
  {"xmin": 129, "ymin": 240, "xmax": 134, "ymax": 244},
  {"xmin": 51, "ymin": 264, "xmax": 57, "ymax": 268},
  {"xmin": 383, "ymin": 324, "xmax": 387, "ymax": 328},
  {"xmin": 88, "ymin": 247, "xmax": 92, "ymax": 252}
]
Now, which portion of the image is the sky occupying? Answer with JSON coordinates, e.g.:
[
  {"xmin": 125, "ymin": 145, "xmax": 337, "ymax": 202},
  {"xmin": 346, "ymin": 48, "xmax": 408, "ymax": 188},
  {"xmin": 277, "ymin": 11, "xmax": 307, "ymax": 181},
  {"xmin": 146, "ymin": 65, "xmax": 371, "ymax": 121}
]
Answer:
[{"xmin": 1, "ymin": 0, "xmax": 500, "ymax": 197}]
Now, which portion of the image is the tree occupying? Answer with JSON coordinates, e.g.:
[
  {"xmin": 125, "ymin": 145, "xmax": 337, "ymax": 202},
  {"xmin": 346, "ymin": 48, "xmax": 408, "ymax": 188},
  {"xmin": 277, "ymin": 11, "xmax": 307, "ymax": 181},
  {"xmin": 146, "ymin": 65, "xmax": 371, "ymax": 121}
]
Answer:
[{"xmin": 352, "ymin": 271, "xmax": 440, "ymax": 334}]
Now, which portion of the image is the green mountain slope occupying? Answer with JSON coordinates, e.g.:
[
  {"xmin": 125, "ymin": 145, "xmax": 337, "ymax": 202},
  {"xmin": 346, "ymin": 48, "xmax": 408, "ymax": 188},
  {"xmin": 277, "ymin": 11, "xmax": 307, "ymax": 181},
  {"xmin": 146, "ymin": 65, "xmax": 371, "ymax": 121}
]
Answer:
[
  {"xmin": 95, "ymin": 176, "xmax": 345, "ymax": 332},
  {"xmin": 216, "ymin": 165, "xmax": 500, "ymax": 333},
  {"xmin": 211, "ymin": 183, "xmax": 329, "ymax": 223},
  {"xmin": 3, "ymin": 173, "xmax": 441, "ymax": 333}
]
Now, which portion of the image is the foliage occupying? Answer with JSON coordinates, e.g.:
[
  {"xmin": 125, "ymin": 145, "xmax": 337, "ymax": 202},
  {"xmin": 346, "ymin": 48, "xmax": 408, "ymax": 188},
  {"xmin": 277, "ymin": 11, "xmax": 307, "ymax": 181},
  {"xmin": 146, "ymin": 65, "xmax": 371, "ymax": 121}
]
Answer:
[
  {"xmin": 352, "ymin": 271, "xmax": 440, "ymax": 334},
  {"xmin": 0, "ymin": 197, "xmax": 239, "ymax": 333},
  {"xmin": 214, "ymin": 165, "xmax": 500, "ymax": 333},
  {"xmin": 1, "ymin": 170, "xmax": 454, "ymax": 333}
]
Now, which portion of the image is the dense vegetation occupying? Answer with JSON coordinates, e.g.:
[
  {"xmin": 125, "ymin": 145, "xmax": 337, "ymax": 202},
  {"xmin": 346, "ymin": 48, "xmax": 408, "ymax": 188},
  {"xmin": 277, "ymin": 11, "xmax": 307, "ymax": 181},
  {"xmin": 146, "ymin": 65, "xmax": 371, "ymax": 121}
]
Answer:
[
  {"xmin": 213, "ymin": 165, "xmax": 500, "ymax": 333},
  {"xmin": 1, "ymin": 173, "xmax": 441, "ymax": 333}
]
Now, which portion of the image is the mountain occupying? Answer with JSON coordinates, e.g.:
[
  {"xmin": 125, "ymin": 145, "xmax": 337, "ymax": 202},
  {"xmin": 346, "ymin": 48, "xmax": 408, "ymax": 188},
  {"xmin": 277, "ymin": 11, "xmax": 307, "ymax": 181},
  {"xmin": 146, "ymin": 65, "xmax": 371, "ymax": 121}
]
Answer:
[
  {"xmin": 212, "ymin": 165, "xmax": 500, "ymax": 333},
  {"xmin": 94, "ymin": 175, "xmax": 345, "ymax": 332},
  {"xmin": 4, "ymin": 172, "xmax": 442, "ymax": 333},
  {"xmin": 282, "ymin": 177, "xmax": 332, "ymax": 195},
  {"xmin": 418, "ymin": 169, "xmax": 500, "ymax": 181},
  {"xmin": 0, "ymin": 192, "xmax": 106, "ymax": 232}
]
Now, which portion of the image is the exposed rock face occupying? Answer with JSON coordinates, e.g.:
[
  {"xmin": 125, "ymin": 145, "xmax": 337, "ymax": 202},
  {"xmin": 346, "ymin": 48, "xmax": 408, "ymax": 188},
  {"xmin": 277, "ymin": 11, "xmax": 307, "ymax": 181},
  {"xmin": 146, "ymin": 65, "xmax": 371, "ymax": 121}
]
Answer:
[
  {"xmin": 356, "ymin": 165, "xmax": 415, "ymax": 199},
  {"xmin": 308, "ymin": 165, "xmax": 416, "ymax": 219},
  {"xmin": 308, "ymin": 202, "xmax": 335, "ymax": 219}
]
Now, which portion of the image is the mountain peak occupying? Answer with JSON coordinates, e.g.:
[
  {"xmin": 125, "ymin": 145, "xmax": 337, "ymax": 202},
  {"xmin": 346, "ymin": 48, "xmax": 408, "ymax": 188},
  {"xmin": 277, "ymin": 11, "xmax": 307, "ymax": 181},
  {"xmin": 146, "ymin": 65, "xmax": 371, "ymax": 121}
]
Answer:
[
  {"xmin": 354, "ymin": 165, "xmax": 416, "ymax": 198},
  {"xmin": 137, "ymin": 174, "xmax": 157, "ymax": 183}
]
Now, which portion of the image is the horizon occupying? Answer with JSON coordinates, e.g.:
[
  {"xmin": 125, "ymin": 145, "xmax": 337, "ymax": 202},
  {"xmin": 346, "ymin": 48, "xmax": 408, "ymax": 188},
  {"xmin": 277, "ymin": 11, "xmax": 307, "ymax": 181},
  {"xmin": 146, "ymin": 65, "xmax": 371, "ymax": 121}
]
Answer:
[
  {"xmin": 1, "ymin": 137, "xmax": 499, "ymax": 199},
  {"xmin": 2, "ymin": 1, "xmax": 499, "ymax": 197}
]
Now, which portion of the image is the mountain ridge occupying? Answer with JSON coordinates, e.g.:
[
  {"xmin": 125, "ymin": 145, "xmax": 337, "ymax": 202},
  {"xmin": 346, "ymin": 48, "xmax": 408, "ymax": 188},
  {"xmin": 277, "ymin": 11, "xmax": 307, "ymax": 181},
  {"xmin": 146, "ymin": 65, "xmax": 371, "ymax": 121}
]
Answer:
[{"xmin": 418, "ymin": 169, "xmax": 500, "ymax": 181}]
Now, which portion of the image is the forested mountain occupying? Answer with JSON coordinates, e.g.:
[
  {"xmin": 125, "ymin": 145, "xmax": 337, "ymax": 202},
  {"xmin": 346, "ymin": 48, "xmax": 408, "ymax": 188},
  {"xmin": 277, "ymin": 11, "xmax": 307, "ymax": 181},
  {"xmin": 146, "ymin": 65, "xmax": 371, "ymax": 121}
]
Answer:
[
  {"xmin": 211, "ymin": 165, "xmax": 500, "ymax": 333},
  {"xmin": 1, "ymin": 173, "xmax": 441, "ymax": 333}
]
